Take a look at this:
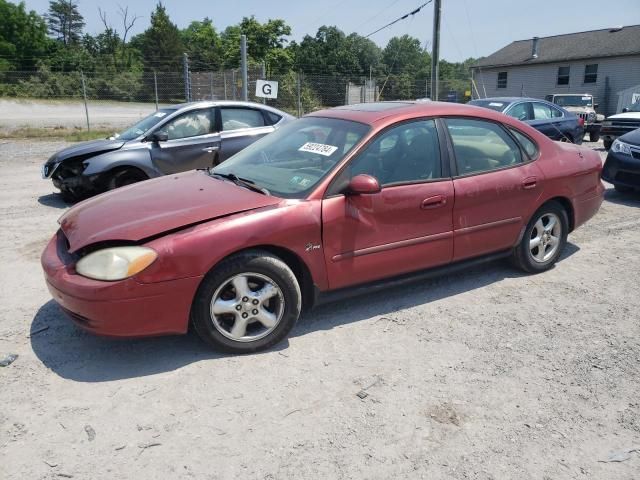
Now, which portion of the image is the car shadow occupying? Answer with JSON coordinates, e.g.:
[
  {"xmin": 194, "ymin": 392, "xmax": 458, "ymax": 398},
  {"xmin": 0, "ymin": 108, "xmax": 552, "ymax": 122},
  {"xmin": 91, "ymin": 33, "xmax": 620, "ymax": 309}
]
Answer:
[
  {"xmin": 31, "ymin": 243, "xmax": 580, "ymax": 383},
  {"xmin": 37, "ymin": 193, "xmax": 69, "ymax": 209},
  {"xmin": 604, "ymin": 188, "xmax": 640, "ymax": 207}
]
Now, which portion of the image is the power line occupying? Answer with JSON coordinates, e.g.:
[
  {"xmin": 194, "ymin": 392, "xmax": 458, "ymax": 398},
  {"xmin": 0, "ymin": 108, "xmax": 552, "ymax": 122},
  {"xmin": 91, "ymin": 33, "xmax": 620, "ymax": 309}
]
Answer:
[{"xmin": 363, "ymin": 0, "xmax": 433, "ymax": 39}]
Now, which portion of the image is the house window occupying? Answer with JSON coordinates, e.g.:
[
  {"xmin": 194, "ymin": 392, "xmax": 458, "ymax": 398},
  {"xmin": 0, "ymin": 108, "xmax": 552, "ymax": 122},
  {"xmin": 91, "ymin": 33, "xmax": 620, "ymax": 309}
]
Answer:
[
  {"xmin": 557, "ymin": 66, "xmax": 570, "ymax": 85},
  {"xmin": 584, "ymin": 64, "xmax": 598, "ymax": 83},
  {"xmin": 497, "ymin": 72, "xmax": 508, "ymax": 89}
]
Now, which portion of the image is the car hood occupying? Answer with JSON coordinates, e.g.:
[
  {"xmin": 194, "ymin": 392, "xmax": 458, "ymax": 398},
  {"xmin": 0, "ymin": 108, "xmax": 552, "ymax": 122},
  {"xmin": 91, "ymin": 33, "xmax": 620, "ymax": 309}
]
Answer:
[
  {"xmin": 563, "ymin": 106, "xmax": 592, "ymax": 113},
  {"xmin": 607, "ymin": 112, "xmax": 640, "ymax": 120},
  {"xmin": 59, "ymin": 170, "xmax": 282, "ymax": 253},
  {"xmin": 620, "ymin": 128, "xmax": 640, "ymax": 146},
  {"xmin": 47, "ymin": 138, "xmax": 125, "ymax": 164}
]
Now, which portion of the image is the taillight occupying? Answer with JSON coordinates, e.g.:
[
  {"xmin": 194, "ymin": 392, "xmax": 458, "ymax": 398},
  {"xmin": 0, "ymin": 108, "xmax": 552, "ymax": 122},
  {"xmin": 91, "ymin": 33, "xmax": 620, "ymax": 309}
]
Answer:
[{"xmin": 578, "ymin": 117, "xmax": 585, "ymax": 127}]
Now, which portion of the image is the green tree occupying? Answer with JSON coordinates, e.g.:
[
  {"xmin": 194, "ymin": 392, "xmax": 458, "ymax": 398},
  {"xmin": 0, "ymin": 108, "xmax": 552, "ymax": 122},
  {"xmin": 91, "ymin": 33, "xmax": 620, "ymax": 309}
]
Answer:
[
  {"xmin": 181, "ymin": 18, "xmax": 221, "ymax": 70},
  {"xmin": 0, "ymin": 0, "xmax": 51, "ymax": 70},
  {"xmin": 382, "ymin": 35, "xmax": 429, "ymax": 75},
  {"xmin": 293, "ymin": 26, "xmax": 381, "ymax": 77},
  {"xmin": 45, "ymin": 0, "xmax": 85, "ymax": 45},
  {"xmin": 219, "ymin": 16, "xmax": 292, "ymax": 72},
  {"xmin": 133, "ymin": 2, "xmax": 184, "ymax": 72}
]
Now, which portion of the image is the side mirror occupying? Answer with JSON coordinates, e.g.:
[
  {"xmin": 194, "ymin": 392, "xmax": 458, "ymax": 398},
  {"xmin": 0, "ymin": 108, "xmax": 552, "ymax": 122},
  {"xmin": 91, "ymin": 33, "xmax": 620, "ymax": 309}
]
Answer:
[
  {"xmin": 149, "ymin": 131, "xmax": 168, "ymax": 142},
  {"xmin": 622, "ymin": 107, "xmax": 629, "ymax": 113},
  {"xmin": 347, "ymin": 174, "xmax": 381, "ymax": 195}
]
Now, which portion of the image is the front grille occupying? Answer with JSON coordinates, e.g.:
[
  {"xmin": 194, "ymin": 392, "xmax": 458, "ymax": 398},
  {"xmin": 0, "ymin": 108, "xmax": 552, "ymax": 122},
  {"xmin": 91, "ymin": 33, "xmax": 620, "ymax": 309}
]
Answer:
[
  {"xmin": 616, "ymin": 171, "xmax": 640, "ymax": 185},
  {"xmin": 612, "ymin": 119, "xmax": 640, "ymax": 129},
  {"xmin": 578, "ymin": 113, "xmax": 589, "ymax": 121}
]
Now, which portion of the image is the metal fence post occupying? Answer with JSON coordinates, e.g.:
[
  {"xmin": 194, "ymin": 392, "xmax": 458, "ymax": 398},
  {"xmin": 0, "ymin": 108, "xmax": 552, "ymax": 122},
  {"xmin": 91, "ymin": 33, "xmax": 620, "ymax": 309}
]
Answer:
[
  {"xmin": 153, "ymin": 70, "xmax": 159, "ymax": 110},
  {"xmin": 222, "ymin": 71, "xmax": 227, "ymax": 100},
  {"xmin": 240, "ymin": 35, "xmax": 248, "ymax": 101},
  {"xmin": 210, "ymin": 71, "xmax": 214, "ymax": 100},
  {"xmin": 232, "ymin": 70, "xmax": 236, "ymax": 100},
  {"xmin": 80, "ymin": 71, "xmax": 90, "ymax": 132},
  {"xmin": 183, "ymin": 53, "xmax": 190, "ymax": 102},
  {"xmin": 297, "ymin": 72, "xmax": 302, "ymax": 117},
  {"xmin": 261, "ymin": 62, "xmax": 266, "ymax": 104}
]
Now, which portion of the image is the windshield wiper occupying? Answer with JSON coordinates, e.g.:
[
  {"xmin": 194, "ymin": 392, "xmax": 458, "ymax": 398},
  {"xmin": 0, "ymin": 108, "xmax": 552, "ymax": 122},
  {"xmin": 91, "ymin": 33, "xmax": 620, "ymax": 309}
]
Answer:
[{"xmin": 212, "ymin": 172, "xmax": 270, "ymax": 195}]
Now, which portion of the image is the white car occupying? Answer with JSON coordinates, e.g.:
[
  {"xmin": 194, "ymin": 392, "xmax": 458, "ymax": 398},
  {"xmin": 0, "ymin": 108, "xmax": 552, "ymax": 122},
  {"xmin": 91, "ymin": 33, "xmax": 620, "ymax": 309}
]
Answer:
[{"xmin": 601, "ymin": 101, "xmax": 640, "ymax": 149}]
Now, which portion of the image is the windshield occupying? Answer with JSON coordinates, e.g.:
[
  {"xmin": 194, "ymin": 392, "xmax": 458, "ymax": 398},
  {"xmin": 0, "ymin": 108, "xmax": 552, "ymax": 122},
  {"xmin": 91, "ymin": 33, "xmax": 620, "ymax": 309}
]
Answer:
[
  {"xmin": 114, "ymin": 108, "xmax": 177, "ymax": 141},
  {"xmin": 468, "ymin": 100, "xmax": 507, "ymax": 112},
  {"xmin": 212, "ymin": 117, "xmax": 370, "ymax": 199},
  {"xmin": 626, "ymin": 100, "xmax": 640, "ymax": 112},
  {"xmin": 552, "ymin": 96, "xmax": 592, "ymax": 107}
]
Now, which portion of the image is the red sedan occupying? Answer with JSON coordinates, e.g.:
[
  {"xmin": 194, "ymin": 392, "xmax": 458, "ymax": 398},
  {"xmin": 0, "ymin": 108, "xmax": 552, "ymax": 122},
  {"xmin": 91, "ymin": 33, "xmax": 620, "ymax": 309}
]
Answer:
[{"xmin": 41, "ymin": 102, "xmax": 604, "ymax": 353}]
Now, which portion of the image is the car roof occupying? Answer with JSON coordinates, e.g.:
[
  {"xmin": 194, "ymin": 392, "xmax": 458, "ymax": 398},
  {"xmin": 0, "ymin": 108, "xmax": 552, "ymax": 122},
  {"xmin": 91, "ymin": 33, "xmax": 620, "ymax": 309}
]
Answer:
[
  {"xmin": 169, "ymin": 100, "xmax": 292, "ymax": 116},
  {"xmin": 470, "ymin": 97, "xmax": 541, "ymax": 104},
  {"xmin": 306, "ymin": 101, "xmax": 521, "ymax": 125}
]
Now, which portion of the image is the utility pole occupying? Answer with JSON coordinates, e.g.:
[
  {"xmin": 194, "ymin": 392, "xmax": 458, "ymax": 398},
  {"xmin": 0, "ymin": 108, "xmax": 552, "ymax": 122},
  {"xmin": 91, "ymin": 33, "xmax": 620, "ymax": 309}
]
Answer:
[
  {"xmin": 240, "ymin": 34, "xmax": 248, "ymax": 101},
  {"xmin": 430, "ymin": 0, "xmax": 441, "ymax": 101}
]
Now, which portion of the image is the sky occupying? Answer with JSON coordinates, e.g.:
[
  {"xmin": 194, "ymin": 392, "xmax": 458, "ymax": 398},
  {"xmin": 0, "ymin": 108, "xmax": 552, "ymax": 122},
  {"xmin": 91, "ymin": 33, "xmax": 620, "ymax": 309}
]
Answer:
[{"xmin": 19, "ymin": 0, "xmax": 640, "ymax": 62}]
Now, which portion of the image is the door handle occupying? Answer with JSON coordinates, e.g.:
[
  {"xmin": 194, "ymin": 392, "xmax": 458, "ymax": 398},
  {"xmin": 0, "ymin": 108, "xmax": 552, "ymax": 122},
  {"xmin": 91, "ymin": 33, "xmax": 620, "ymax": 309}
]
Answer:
[
  {"xmin": 421, "ymin": 195, "xmax": 447, "ymax": 209},
  {"xmin": 522, "ymin": 177, "xmax": 537, "ymax": 190},
  {"xmin": 203, "ymin": 145, "xmax": 220, "ymax": 153}
]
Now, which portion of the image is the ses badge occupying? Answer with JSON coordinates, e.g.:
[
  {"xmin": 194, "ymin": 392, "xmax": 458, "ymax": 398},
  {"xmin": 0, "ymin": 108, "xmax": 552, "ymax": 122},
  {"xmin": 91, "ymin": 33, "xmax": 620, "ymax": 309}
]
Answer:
[{"xmin": 256, "ymin": 80, "xmax": 279, "ymax": 99}]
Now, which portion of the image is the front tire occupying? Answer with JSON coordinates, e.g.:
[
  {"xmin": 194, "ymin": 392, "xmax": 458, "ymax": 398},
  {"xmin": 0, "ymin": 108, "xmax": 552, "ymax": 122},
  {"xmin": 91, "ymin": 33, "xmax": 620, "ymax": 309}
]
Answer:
[
  {"xmin": 192, "ymin": 250, "xmax": 302, "ymax": 353},
  {"xmin": 511, "ymin": 201, "xmax": 568, "ymax": 273},
  {"xmin": 108, "ymin": 168, "xmax": 148, "ymax": 190},
  {"xmin": 589, "ymin": 131, "xmax": 600, "ymax": 142},
  {"xmin": 603, "ymin": 139, "xmax": 613, "ymax": 150}
]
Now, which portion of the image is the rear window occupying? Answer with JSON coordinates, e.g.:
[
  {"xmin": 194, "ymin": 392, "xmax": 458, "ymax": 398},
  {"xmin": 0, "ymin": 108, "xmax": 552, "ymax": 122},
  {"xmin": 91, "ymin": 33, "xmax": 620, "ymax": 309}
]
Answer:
[
  {"xmin": 509, "ymin": 128, "xmax": 538, "ymax": 159},
  {"xmin": 265, "ymin": 111, "xmax": 282, "ymax": 125},
  {"xmin": 468, "ymin": 100, "xmax": 508, "ymax": 112}
]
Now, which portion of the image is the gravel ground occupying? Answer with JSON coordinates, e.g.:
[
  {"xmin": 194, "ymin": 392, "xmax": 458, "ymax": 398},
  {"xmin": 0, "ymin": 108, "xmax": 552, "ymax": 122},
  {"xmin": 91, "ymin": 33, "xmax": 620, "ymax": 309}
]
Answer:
[{"xmin": 0, "ymin": 138, "xmax": 639, "ymax": 479}]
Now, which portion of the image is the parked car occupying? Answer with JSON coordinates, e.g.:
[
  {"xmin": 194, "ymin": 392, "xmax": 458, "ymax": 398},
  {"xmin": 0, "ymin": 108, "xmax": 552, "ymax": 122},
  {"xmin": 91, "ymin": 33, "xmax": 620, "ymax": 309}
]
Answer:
[
  {"xmin": 41, "ymin": 101, "xmax": 604, "ymax": 353},
  {"xmin": 468, "ymin": 97, "xmax": 584, "ymax": 144},
  {"xmin": 545, "ymin": 93, "xmax": 603, "ymax": 142},
  {"xmin": 41, "ymin": 101, "xmax": 295, "ymax": 201},
  {"xmin": 601, "ymin": 100, "xmax": 640, "ymax": 150},
  {"xmin": 602, "ymin": 127, "xmax": 640, "ymax": 192}
]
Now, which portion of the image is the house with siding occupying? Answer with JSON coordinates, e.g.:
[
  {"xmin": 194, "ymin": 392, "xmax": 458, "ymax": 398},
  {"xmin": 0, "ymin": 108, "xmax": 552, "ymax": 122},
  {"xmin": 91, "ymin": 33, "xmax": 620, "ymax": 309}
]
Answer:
[{"xmin": 471, "ymin": 25, "xmax": 640, "ymax": 116}]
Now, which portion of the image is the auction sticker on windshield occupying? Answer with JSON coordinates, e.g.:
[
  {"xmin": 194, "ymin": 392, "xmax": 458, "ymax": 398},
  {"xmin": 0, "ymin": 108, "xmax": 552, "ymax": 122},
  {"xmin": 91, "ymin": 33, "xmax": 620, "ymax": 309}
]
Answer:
[{"xmin": 298, "ymin": 142, "xmax": 338, "ymax": 156}]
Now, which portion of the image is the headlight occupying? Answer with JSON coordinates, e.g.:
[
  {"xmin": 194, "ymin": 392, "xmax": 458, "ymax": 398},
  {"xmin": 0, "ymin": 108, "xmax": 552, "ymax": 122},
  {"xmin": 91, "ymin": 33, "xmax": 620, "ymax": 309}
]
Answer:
[
  {"xmin": 76, "ymin": 246, "xmax": 157, "ymax": 281},
  {"xmin": 588, "ymin": 112, "xmax": 596, "ymax": 121},
  {"xmin": 611, "ymin": 139, "xmax": 632, "ymax": 156}
]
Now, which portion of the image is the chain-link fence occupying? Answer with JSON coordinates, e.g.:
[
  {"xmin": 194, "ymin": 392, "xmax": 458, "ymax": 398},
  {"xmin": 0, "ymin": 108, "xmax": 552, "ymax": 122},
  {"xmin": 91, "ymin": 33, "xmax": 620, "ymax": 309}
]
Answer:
[{"xmin": 0, "ymin": 67, "xmax": 472, "ymax": 132}]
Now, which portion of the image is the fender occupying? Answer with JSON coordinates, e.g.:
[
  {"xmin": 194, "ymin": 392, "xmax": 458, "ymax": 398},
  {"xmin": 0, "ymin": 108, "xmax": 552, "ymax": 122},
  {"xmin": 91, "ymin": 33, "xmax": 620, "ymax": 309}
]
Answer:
[{"xmin": 81, "ymin": 148, "xmax": 162, "ymax": 178}]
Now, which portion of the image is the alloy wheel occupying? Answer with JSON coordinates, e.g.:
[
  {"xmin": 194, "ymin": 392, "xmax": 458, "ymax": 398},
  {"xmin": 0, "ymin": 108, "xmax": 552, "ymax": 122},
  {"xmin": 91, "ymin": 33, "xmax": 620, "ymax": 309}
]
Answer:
[
  {"xmin": 209, "ymin": 272, "xmax": 285, "ymax": 342},
  {"xmin": 529, "ymin": 213, "xmax": 562, "ymax": 263}
]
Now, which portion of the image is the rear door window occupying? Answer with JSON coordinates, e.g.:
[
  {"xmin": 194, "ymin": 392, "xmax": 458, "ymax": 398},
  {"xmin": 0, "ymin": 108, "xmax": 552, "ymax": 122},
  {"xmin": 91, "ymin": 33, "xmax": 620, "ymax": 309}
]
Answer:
[
  {"xmin": 445, "ymin": 118, "xmax": 523, "ymax": 175},
  {"xmin": 221, "ymin": 108, "xmax": 266, "ymax": 131}
]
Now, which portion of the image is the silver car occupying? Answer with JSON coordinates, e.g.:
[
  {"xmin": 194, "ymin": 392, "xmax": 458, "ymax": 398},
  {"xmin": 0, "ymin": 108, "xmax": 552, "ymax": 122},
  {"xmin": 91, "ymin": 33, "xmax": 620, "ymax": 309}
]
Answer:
[{"xmin": 42, "ymin": 101, "xmax": 295, "ymax": 201}]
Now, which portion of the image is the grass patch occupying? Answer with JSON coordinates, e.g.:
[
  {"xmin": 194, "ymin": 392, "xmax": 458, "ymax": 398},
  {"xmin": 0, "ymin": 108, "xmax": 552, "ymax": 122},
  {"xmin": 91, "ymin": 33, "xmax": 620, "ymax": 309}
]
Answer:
[{"xmin": 1, "ymin": 126, "xmax": 113, "ymax": 141}]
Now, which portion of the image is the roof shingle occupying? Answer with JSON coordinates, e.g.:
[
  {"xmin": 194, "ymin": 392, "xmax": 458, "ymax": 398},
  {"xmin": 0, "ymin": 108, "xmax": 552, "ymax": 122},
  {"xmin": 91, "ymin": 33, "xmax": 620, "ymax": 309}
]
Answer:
[{"xmin": 473, "ymin": 25, "xmax": 640, "ymax": 68}]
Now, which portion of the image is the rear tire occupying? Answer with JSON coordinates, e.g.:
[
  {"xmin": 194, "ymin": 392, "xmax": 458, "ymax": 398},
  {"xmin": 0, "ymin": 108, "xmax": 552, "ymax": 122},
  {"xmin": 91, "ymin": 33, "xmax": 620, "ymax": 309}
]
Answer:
[
  {"xmin": 191, "ymin": 250, "xmax": 302, "ymax": 353},
  {"xmin": 589, "ymin": 131, "xmax": 600, "ymax": 142},
  {"xmin": 511, "ymin": 201, "xmax": 568, "ymax": 273},
  {"xmin": 108, "ymin": 168, "xmax": 148, "ymax": 190}
]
